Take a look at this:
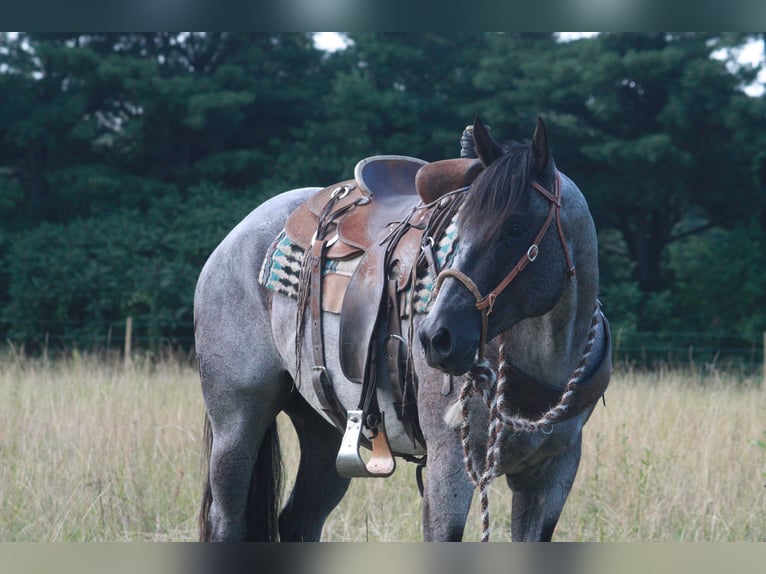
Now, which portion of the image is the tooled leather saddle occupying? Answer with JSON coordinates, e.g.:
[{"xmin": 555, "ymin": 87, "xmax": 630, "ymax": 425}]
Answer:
[{"xmin": 285, "ymin": 155, "xmax": 483, "ymax": 475}]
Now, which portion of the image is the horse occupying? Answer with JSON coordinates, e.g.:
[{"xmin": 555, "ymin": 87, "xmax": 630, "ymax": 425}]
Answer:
[{"xmin": 194, "ymin": 117, "xmax": 611, "ymax": 542}]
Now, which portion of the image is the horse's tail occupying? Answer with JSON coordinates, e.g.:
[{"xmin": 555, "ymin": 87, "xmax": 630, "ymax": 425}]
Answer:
[
  {"xmin": 198, "ymin": 414, "xmax": 214, "ymax": 541},
  {"xmin": 245, "ymin": 420, "xmax": 283, "ymax": 541},
  {"xmin": 198, "ymin": 414, "xmax": 283, "ymax": 542}
]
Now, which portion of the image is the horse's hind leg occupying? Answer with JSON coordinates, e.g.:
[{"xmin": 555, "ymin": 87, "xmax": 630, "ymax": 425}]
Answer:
[
  {"xmin": 278, "ymin": 393, "xmax": 351, "ymax": 541},
  {"xmin": 200, "ymin": 356, "xmax": 293, "ymax": 541},
  {"xmin": 506, "ymin": 437, "xmax": 582, "ymax": 541}
]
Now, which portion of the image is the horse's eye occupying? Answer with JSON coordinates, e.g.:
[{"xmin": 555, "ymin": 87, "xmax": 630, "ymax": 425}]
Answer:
[{"xmin": 504, "ymin": 221, "xmax": 525, "ymax": 239}]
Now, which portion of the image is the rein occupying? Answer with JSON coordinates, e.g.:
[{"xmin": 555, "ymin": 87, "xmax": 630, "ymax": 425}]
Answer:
[
  {"xmin": 435, "ymin": 171, "xmax": 574, "ymax": 361},
  {"xmin": 461, "ymin": 305, "xmax": 603, "ymax": 542}
]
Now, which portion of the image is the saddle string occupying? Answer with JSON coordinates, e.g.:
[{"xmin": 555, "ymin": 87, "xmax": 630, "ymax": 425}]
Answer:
[{"xmin": 459, "ymin": 304, "xmax": 602, "ymax": 542}]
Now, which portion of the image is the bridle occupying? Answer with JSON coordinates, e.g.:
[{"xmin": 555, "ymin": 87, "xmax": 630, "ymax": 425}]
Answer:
[{"xmin": 435, "ymin": 170, "xmax": 575, "ymax": 359}]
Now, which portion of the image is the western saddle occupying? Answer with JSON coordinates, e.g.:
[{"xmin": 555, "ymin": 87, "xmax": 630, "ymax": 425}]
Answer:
[{"xmin": 285, "ymin": 154, "xmax": 483, "ymax": 478}]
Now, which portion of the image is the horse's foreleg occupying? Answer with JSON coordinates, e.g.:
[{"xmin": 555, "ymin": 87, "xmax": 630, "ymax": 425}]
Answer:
[
  {"xmin": 416, "ymin": 365, "xmax": 477, "ymax": 540},
  {"xmin": 279, "ymin": 394, "xmax": 351, "ymax": 541},
  {"xmin": 506, "ymin": 437, "xmax": 582, "ymax": 541},
  {"xmin": 421, "ymin": 435, "xmax": 475, "ymax": 541}
]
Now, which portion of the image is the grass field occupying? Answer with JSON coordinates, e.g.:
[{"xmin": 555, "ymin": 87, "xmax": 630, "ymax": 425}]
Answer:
[{"xmin": 0, "ymin": 349, "xmax": 764, "ymax": 541}]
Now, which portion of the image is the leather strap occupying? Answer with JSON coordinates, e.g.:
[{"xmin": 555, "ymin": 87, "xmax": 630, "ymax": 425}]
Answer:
[
  {"xmin": 418, "ymin": 189, "xmax": 466, "ymax": 279},
  {"xmin": 476, "ymin": 172, "xmax": 574, "ymax": 314},
  {"xmin": 435, "ymin": 171, "xmax": 575, "ymax": 360},
  {"xmin": 298, "ymin": 185, "xmax": 370, "ymax": 432},
  {"xmin": 385, "ymin": 272, "xmax": 424, "ymax": 447},
  {"xmin": 308, "ymin": 239, "xmax": 348, "ymax": 431}
]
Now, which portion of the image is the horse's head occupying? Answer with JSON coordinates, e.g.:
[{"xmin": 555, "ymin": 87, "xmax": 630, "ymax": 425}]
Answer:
[{"xmin": 419, "ymin": 117, "xmax": 588, "ymax": 375}]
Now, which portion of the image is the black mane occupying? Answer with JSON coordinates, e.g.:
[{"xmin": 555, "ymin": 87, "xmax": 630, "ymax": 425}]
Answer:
[{"xmin": 459, "ymin": 141, "xmax": 535, "ymax": 245}]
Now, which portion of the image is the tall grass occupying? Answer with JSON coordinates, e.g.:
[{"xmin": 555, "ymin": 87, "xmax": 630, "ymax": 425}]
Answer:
[
  {"xmin": 0, "ymin": 350, "xmax": 763, "ymax": 541},
  {"xmin": 558, "ymin": 367, "xmax": 765, "ymax": 542},
  {"xmin": 0, "ymin": 349, "xmax": 202, "ymax": 541}
]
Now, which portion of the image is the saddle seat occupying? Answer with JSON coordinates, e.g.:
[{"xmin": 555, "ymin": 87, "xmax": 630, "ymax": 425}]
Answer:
[
  {"xmin": 356, "ymin": 155, "xmax": 428, "ymax": 199},
  {"xmin": 284, "ymin": 155, "xmax": 483, "ymax": 260},
  {"xmin": 285, "ymin": 156, "xmax": 425, "ymax": 260}
]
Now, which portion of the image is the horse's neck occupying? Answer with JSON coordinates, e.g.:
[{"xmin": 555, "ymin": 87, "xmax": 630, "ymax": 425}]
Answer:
[
  {"xmin": 502, "ymin": 281, "xmax": 595, "ymax": 390},
  {"xmin": 502, "ymin": 183, "xmax": 599, "ymax": 389}
]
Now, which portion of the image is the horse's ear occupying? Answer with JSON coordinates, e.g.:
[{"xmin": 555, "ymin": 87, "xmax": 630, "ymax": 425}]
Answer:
[
  {"xmin": 532, "ymin": 116, "xmax": 549, "ymax": 174},
  {"xmin": 473, "ymin": 116, "xmax": 503, "ymax": 166}
]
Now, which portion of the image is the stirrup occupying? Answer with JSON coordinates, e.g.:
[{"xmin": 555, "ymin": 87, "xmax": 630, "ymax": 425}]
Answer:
[{"xmin": 336, "ymin": 409, "xmax": 396, "ymax": 478}]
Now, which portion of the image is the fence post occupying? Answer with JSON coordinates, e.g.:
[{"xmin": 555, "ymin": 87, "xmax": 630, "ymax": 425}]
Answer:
[{"xmin": 124, "ymin": 316, "xmax": 133, "ymax": 367}]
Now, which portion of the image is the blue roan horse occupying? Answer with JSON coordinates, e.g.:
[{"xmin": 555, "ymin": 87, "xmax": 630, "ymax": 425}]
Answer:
[{"xmin": 195, "ymin": 118, "xmax": 611, "ymax": 542}]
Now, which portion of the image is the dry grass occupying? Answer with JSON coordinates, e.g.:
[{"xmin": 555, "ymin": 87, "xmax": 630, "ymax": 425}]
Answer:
[
  {"xmin": 0, "ymin": 350, "xmax": 202, "ymax": 541},
  {"xmin": 557, "ymin": 367, "xmax": 766, "ymax": 542},
  {"xmin": 0, "ymin": 350, "xmax": 764, "ymax": 541}
]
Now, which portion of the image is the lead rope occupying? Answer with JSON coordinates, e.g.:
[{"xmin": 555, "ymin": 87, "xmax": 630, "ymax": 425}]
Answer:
[{"xmin": 459, "ymin": 305, "xmax": 602, "ymax": 542}]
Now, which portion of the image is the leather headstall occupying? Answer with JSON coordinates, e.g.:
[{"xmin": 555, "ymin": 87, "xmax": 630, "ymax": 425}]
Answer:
[{"xmin": 436, "ymin": 170, "xmax": 575, "ymax": 360}]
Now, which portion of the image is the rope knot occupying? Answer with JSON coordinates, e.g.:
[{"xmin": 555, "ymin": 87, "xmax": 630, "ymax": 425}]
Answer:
[{"xmin": 464, "ymin": 358, "xmax": 497, "ymax": 401}]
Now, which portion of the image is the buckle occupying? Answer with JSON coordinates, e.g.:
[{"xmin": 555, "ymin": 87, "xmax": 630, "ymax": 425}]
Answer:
[{"xmin": 331, "ymin": 185, "xmax": 351, "ymax": 200}]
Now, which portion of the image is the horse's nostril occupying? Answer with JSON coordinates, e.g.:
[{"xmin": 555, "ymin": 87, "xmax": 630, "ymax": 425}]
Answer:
[{"xmin": 432, "ymin": 327, "xmax": 452, "ymax": 356}]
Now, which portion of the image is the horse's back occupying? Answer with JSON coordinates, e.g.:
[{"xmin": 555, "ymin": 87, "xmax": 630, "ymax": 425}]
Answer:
[
  {"xmin": 194, "ymin": 187, "xmax": 320, "ymax": 384},
  {"xmin": 198, "ymin": 187, "xmax": 319, "ymax": 286}
]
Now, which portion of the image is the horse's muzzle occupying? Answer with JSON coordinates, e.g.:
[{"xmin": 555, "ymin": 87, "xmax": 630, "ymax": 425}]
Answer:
[{"xmin": 418, "ymin": 315, "xmax": 480, "ymax": 376}]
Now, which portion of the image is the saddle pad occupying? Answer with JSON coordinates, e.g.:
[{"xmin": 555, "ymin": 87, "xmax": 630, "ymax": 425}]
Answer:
[
  {"xmin": 407, "ymin": 216, "xmax": 459, "ymax": 314},
  {"xmin": 258, "ymin": 214, "xmax": 460, "ymax": 315},
  {"xmin": 258, "ymin": 231, "xmax": 361, "ymax": 312}
]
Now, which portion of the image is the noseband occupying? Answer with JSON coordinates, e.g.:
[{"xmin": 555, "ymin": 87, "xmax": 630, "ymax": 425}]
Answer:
[{"xmin": 435, "ymin": 171, "xmax": 575, "ymax": 359}]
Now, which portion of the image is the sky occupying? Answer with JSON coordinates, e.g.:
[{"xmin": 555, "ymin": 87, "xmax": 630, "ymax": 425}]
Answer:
[
  {"xmin": 312, "ymin": 32, "xmax": 765, "ymax": 96},
  {"xmin": 314, "ymin": 31, "xmax": 347, "ymax": 51}
]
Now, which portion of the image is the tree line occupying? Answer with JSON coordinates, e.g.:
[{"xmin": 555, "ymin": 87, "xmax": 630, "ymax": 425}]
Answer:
[{"xmin": 1, "ymin": 32, "xmax": 764, "ymax": 364}]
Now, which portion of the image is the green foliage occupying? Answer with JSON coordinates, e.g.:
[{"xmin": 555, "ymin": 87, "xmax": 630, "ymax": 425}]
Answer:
[
  {"xmin": 474, "ymin": 33, "xmax": 762, "ymax": 306},
  {"xmin": 670, "ymin": 223, "xmax": 766, "ymax": 342},
  {"xmin": 2, "ymin": 182, "xmax": 262, "ymax": 349},
  {"xmin": 0, "ymin": 32, "xmax": 764, "ymax": 362}
]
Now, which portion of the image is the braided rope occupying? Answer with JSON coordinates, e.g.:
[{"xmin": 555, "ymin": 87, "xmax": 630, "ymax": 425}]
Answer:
[
  {"xmin": 476, "ymin": 335, "xmax": 506, "ymax": 541},
  {"xmin": 459, "ymin": 358, "xmax": 495, "ymax": 487},
  {"xmin": 460, "ymin": 306, "xmax": 602, "ymax": 541}
]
